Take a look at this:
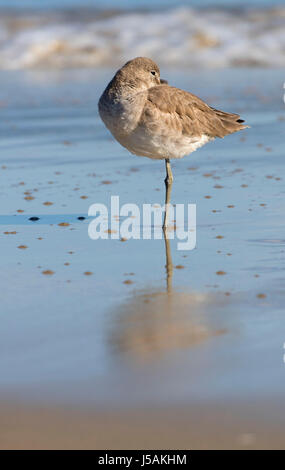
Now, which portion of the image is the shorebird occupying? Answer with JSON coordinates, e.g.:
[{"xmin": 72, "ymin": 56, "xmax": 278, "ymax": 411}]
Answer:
[{"xmin": 98, "ymin": 57, "xmax": 248, "ymax": 229}]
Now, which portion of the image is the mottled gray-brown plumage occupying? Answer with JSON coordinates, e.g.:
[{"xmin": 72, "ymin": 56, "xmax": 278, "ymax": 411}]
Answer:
[
  {"xmin": 98, "ymin": 57, "xmax": 248, "ymax": 161},
  {"xmin": 98, "ymin": 57, "xmax": 249, "ymax": 229}
]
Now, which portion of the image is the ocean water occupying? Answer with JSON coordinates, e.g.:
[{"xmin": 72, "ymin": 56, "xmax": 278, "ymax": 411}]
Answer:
[
  {"xmin": 0, "ymin": 3, "xmax": 284, "ymax": 69},
  {"xmin": 0, "ymin": 68, "xmax": 285, "ymax": 413},
  {"xmin": 0, "ymin": 0, "xmax": 284, "ymax": 9},
  {"xmin": 0, "ymin": 0, "xmax": 285, "ymax": 445}
]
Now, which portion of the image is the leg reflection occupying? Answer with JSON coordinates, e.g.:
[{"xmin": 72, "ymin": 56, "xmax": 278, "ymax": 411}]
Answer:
[{"xmin": 163, "ymin": 228, "xmax": 173, "ymax": 294}]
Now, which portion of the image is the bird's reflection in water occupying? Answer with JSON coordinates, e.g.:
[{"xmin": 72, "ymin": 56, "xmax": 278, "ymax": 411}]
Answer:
[
  {"xmin": 110, "ymin": 231, "xmax": 228, "ymax": 362},
  {"xmin": 164, "ymin": 229, "xmax": 173, "ymax": 294}
]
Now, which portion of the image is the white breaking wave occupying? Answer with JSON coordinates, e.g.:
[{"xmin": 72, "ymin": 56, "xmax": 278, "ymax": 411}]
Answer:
[{"xmin": 0, "ymin": 7, "xmax": 284, "ymax": 69}]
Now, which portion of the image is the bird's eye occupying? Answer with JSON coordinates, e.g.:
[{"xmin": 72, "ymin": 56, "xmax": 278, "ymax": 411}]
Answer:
[{"xmin": 150, "ymin": 70, "xmax": 156, "ymax": 76}]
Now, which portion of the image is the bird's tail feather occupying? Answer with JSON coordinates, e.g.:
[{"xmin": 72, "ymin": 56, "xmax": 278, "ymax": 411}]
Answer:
[{"xmin": 211, "ymin": 107, "xmax": 250, "ymax": 135}]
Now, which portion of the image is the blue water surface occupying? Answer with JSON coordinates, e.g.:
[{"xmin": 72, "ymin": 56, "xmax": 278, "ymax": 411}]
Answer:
[{"xmin": 0, "ymin": 0, "xmax": 283, "ymax": 10}]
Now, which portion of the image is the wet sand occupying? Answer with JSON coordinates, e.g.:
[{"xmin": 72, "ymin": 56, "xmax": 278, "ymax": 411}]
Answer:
[
  {"xmin": 1, "ymin": 401, "xmax": 285, "ymax": 450},
  {"xmin": 0, "ymin": 67, "xmax": 285, "ymax": 449}
]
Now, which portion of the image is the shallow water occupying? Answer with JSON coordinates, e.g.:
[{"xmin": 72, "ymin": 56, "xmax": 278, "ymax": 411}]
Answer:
[{"xmin": 0, "ymin": 68, "xmax": 285, "ymax": 423}]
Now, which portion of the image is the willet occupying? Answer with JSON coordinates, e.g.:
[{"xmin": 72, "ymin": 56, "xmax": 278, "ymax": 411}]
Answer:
[{"xmin": 98, "ymin": 57, "xmax": 248, "ymax": 229}]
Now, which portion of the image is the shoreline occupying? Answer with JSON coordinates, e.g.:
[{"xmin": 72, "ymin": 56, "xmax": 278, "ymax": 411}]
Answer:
[
  {"xmin": 0, "ymin": 67, "xmax": 284, "ymax": 450},
  {"xmin": 1, "ymin": 401, "xmax": 285, "ymax": 450}
]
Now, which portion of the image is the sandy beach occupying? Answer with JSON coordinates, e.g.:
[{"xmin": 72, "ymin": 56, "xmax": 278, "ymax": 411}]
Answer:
[
  {"xmin": 1, "ymin": 400, "xmax": 285, "ymax": 450},
  {"xmin": 0, "ymin": 0, "xmax": 285, "ymax": 447},
  {"xmin": 0, "ymin": 65, "xmax": 285, "ymax": 449}
]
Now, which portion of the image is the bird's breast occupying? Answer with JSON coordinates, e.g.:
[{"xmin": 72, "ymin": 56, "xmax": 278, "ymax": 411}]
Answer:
[{"xmin": 98, "ymin": 92, "xmax": 145, "ymax": 138}]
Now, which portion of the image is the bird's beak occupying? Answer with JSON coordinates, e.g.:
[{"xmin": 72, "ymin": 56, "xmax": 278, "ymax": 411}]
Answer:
[{"xmin": 160, "ymin": 78, "xmax": 168, "ymax": 85}]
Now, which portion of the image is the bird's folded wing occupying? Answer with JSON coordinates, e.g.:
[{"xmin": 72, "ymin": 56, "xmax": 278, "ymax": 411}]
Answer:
[{"xmin": 145, "ymin": 85, "xmax": 247, "ymax": 138}]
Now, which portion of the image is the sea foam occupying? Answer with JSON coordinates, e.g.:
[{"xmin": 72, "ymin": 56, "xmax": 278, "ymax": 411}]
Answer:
[{"xmin": 0, "ymin": 7, "xmax": 284, "ymax": 69}]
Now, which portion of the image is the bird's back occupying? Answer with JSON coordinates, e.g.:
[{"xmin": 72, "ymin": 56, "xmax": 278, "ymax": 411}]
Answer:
[{"xmin": 144, "ymin": 85, "xmax": 248, "ymax": 139}]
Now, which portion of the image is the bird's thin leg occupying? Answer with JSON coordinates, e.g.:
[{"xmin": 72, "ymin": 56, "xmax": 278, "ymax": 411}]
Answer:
[{"xmin": 163, "ymin": 158, "xmax": 173, "ymax": 230}]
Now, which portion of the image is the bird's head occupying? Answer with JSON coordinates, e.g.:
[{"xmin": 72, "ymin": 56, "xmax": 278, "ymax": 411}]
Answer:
[{"xmin": 114, "ymin": 57, "xmax": 163, "ymax": 92}]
